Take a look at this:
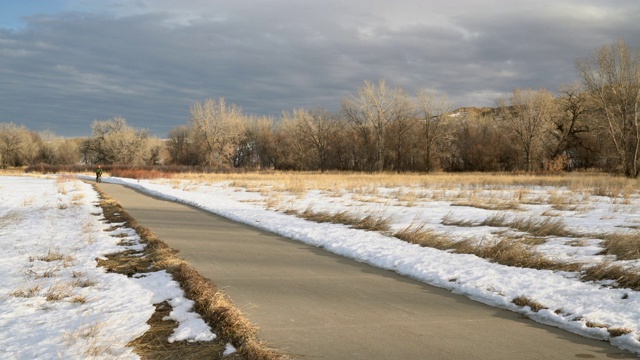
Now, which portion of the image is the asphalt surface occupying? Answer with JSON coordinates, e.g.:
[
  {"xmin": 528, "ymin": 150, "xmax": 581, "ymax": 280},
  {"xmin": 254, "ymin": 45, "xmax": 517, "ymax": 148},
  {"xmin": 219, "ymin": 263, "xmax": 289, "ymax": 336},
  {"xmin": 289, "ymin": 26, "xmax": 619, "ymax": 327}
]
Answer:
[{"xmin": 97, "ymin": 181, "xmax": 635, "ymax": 359}]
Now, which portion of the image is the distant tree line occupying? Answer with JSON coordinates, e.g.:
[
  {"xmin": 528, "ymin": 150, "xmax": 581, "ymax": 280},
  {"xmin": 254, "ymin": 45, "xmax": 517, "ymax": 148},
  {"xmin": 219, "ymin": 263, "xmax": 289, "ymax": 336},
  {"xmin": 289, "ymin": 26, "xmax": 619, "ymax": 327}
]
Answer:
[{"xmin": 2, "ymin": 39, "xmax": 639, "ymax": 177}]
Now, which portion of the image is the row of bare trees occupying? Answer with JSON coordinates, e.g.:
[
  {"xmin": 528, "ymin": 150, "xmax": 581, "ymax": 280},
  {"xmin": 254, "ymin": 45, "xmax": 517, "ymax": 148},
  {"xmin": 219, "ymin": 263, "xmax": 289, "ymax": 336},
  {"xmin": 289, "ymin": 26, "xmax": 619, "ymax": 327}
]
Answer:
[
  {"xmin": 0, "ymin": 117, "xmax": 162, "ymax": 168},
  {"xmin": 162, "ymin": 84, "xmax": 456, "ymax": 173},
  {"xmin": 1, "ymin": 40, "xmax": 638, "ymax": 176},
  {"xmin": 0, "ymin": 123, "xmax": 81, "ymax": 167},
  {"xmin": 162, "ymin": 83, "xmax": 594, "ymax": 174}
]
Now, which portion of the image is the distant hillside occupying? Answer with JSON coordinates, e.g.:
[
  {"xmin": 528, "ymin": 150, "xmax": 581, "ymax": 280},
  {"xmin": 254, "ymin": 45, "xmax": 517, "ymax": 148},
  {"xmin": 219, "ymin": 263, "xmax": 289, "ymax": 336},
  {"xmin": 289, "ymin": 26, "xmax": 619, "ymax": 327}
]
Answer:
[{"xmin": 449, "ymin": 107, "xmax": 499, "ymax": 118}]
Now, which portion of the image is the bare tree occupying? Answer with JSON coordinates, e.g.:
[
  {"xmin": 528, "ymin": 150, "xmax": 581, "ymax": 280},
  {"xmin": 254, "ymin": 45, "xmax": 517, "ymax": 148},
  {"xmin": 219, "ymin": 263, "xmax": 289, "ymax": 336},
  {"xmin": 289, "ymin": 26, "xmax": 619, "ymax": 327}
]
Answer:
[
  {"xmin": 146, "ymin": 137, "xmax": 166, "ymax": 165},
  {"xmin": 577, "ymin": 39, "xmax": 640, "ymax": 177},
  {"xmin": 35, "ymin": 131, "xmax": 59, "ymax": 165},
  {"xmin": 500, "ymin": 88, "xmax": 557, "ymax": 172},
  {"xmin": 56, "ymin": 139, "xmax": 82, "ymax": 165},
  {"xmin": 452, "ymin": 112, "xmax": 515, "ymax": 171},
  {"xmin": 548, "ymin": 84, "xmax": 594, "ymax": 163},
  {"xmin": 342, "ymin": 80, "xmax": 412, "ymax": 171},
  {"xmin": 190, "ymin": 98, "xmax": 246, "ymax": 167},
  {"xmin": 82, "ymin": 117, "xmax": 150, "ymax": 165},
  {"xmin": 415, "ymin": 90, "xmax": 453, "ymax": 172},
  {"xmin": 241, "ymin": 117, "xmax": 278, "ymax": 169},
  {"xmin": 285, "ymin": 108, "xmax": 343, "ymax": 171},
  {"xmin": 167, "ymin": 125, "xmax": 201, "ymax": 165},
  {"xmin": 385, "ymin": 114, "xmax": 417, "ymax": 171},
  {"xmin": 0, "ymin": 122, "xmax": 36, "ymax": 167}
]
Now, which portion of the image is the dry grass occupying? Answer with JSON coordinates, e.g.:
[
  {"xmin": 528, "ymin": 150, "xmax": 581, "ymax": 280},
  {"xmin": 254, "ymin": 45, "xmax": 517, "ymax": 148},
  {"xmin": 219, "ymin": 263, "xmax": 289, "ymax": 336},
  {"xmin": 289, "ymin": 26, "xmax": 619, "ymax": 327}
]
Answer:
[
  {"xmin": 394, "ymin": 222, "xmax": 454, "ymax": 250},
  {"xmin": 63, "ymin": 321, "xmax": 115, "ymax": 358},
  {"xmin": 109, "ymin": 168, "xmax": 173, "ymax": 180},
  {"xmin": 607, "ymin": 327, "xmax": 633, "ymax": 337},
  {"xmin": 10, "ymin": 285, "xmax": 41, "ymax": 298},
  {"xmin": 451, "ymin": 200, "xmax": 520, "ymax": 211},
  {"xmin": 129, "ymin": 302, "xmax": 225, "ymax": 359},
  {"xmin": 72, "ymin": 278, "xmax": 96, "ymax": 288},
  {"xmin": 93, "ymin": 185, "xmax": 288, "ymax": 360},
  {"xmin": 600, "ymin": 232, "xmax": 640, "ymax": 260},
  {"xmin": 441, "ymin": 213, "xmax": 477, "ymax": 227},
  {"xmin": 101, "ymin": 170, "xmax": 640, "ymax": 217},
  {"xmin": 70, "ymin": 295, "xmax": 87, "ymax": 304},
  {"xmin": 0, "ymin": 167, "xmax": 27, "ymax": 175},
  {"xmin": 480, "ymin": 213, "xmax": 573, "ymax": 237},
  {"xmin": 512, "ymin": 216, "xmax": 572, "ymax": 237},
  {"xmin": 580, "ymin": 321, "xmax": 633, "ymax": 338},
  {"xmin": 480, "ymin": 213, "xmax": 508, "ymax": 227},
  {"xmin": 55, "ymin": 173, "xmax": 78, "ymax": 184},
  {"xmin": 395, "ymin": 221, "xmax": 576, "ymax": 271},
  {"xmin": 0, "ymin": 210, "xmax": 22, "ymax": 227},
  {"xmin": 71, "ymin": 193, "xmax": 85, "ymax": 205},
  {"xmin": 295, "ymin": 207, "xmax": 391, "ymax": 232},
  {"xmin": 106, "ymin": 170, "xmax": 635, "ymax": 197},
  {"xmin": 37, "ymin": 249, "xmax": 73, "ymax": 263},
  {"xmin": 45, "ymin": 282, "xmax": 74, "ymax": 301},
  {"xmin": 31, "ymin": 267, "xmax": 58, "ymax": 278},
  {"xmin": 468, "ymin": 238, "xmax": 577, "ymax": 271},
  {"xmin": 22, "ymin": 196, "xmax": 35, "ymax": 206},
  {"xmin": 582, "ymin": 262, "xmax": 640, "ymax": 291},
  {"xmin": 519, "ymin": 237, "xmax": 548, "ymax": 246},
  {"xmin": 511, "ymin": 296, "xmax": 548, "ymax": 312}
]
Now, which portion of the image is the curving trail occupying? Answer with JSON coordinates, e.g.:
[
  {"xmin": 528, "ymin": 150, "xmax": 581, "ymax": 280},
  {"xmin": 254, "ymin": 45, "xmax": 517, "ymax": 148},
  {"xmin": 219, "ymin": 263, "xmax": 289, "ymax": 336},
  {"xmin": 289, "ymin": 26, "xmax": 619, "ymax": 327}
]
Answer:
[{"xmin": 98, "ymin": 182, "xmax": 633, "ymax": 359}]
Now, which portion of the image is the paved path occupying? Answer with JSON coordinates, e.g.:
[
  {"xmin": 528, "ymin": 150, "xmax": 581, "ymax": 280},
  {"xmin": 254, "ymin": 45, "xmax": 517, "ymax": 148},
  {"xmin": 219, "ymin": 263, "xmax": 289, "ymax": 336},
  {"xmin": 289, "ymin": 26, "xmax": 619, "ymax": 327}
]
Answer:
[{"xmin": 98, "ymin": 182, "xmax": 634, "ymax": 359}]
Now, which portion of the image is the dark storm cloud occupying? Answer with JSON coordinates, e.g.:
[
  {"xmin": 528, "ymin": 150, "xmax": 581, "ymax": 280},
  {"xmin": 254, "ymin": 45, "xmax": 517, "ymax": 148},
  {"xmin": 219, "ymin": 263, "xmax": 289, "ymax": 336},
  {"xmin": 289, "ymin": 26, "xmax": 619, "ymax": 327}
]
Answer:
[{"xmin": 1, "ymin": 1, "xmax": 639, "ymax": 137}]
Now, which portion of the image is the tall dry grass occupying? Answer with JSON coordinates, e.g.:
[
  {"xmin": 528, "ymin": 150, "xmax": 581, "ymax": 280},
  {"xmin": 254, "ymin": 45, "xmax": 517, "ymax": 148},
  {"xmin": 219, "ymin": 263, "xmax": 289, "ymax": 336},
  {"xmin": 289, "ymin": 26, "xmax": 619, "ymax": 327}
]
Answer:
[
  {"xmin": 582, "ymin": 262, "xmax": 640, "ymax": 291},
  {"xmin": 101, "ymin": 169, "xmax": 632, "ymax": 192},
  {"xmin": 395, "ymin": 220, "xmax": 577, "ymax": 271},
  {"xmin": 480, "ymin": 213, "xmax": 574, "ymax": 237},
  {"xmin": 600, "ymin": 233, "xmax": 640, "ymax": 260},
  {"xmin": 293, "ymin": 207, "xmax": 392, "ymax": 232},
  {"xmin": 394, "ymin": 222, "xmax": 454, "ymax": 250}
]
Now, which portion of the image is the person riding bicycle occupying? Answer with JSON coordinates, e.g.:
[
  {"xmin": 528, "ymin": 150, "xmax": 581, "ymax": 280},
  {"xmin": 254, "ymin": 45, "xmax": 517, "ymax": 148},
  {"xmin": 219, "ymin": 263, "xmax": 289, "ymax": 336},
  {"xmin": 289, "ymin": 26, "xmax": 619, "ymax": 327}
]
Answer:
[{"xmin": 95, "ymin": 165, "xmax": 103, "ymax": 183}]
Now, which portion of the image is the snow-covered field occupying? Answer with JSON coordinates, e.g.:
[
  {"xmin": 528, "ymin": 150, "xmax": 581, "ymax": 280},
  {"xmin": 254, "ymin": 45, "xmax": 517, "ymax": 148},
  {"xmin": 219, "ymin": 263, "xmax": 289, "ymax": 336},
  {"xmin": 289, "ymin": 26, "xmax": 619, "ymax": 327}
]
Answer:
[
  {"xmin": 105, "ymin": 175, "xmax": 640, "ymax": 355},
  {"xmin": 0, "ymin": 176, "xmax": 215, "ymax": 359},
  {"xmin": 2, "ymin": 173, "xmax": 640, "ymax": 357}
]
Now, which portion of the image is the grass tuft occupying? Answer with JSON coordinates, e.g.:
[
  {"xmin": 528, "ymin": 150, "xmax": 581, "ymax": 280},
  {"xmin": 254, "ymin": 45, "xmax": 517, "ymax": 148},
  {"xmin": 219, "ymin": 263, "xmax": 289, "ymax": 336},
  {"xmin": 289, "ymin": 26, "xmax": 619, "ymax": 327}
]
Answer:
[
  {"xmin": 45, "ymin": 282, "xmax": 73, "ymax": 301},
  {"xmin": 582, "ymin": 262, "xmax": 640, "ymax": 291},
  {"xmin": 38, "ymin": 249, "xmax": 73, "ymax": 263},
  {"xmin": 481, "ymin": 213, "xmax": 573, "ymax": 237},
  {"xmin": 10, "ymin": 285, "xmax": 41, "ymax": 298},
  {"xmin": 512, "ymin": 296, "xmax": 547, "ymax": 312},
  {"xmin": 441, "ymin": 212, "xmax": 477, "ymax": 227},
  {"xmin": 395, "ymin": 221, "xmax": 576, "ymax": 271},
  {"xmin": 451, "ymin": 200, "xmax": 520, "ymax": 211},
  {"xmin": 394, "ymin": 222, "xmax": 454, "ymax": 250},
  {"xmin": 607, "ymin": 327, "xmax": 633, "ymax": 337},
  {"xmin": 296, "ymin": 207, "xmax": 391, "ymax": 232},
  {"xmin": 600, "ymin": 233, "xmax": 640, "ymax": 260}
]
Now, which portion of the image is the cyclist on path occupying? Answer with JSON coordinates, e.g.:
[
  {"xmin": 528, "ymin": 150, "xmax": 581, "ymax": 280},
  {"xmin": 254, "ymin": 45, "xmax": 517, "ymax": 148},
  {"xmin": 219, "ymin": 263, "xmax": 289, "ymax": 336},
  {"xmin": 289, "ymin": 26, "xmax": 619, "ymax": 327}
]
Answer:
[{"xmin": 95, "ymin": 165, "xmax": 103, "ymax": 183}]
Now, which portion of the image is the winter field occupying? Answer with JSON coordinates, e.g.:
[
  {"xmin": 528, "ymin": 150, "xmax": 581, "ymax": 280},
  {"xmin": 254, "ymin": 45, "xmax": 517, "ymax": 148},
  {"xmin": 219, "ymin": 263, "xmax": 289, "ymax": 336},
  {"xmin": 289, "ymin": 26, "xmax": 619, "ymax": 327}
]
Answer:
[
  {"xmin": 0, "ymin": 175, "xmax": 223, "ymax": 359},
  {"xmin": 2, "ymin": 171, "xmax": 640, "ymax": 357}
]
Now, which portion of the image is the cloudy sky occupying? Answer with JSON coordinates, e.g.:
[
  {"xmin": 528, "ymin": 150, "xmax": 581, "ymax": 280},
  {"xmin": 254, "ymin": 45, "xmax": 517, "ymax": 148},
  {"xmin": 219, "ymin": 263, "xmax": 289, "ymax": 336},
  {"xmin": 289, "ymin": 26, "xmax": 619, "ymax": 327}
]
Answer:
[{"xmin": 1, "ymin": 0, "xmax": 639, "ymax": 137}]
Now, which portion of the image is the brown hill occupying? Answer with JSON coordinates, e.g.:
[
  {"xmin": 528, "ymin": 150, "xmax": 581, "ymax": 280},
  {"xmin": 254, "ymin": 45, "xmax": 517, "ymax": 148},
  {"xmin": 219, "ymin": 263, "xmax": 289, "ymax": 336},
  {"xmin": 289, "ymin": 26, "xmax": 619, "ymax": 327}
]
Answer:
[{"xmin": 449, "ymin": 107, "xmax": 499, "ymax": 118}]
